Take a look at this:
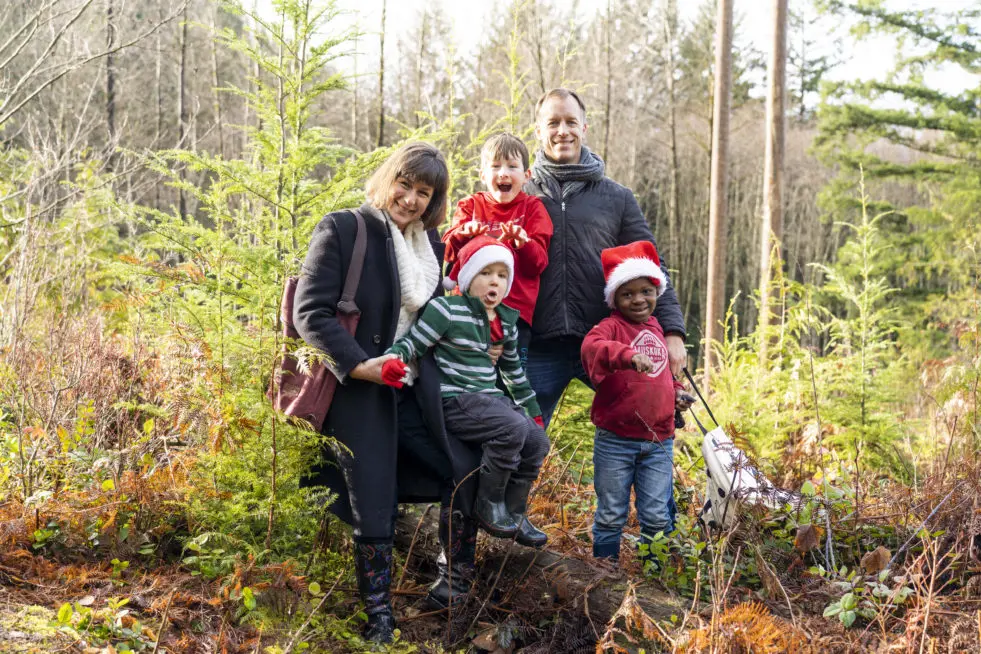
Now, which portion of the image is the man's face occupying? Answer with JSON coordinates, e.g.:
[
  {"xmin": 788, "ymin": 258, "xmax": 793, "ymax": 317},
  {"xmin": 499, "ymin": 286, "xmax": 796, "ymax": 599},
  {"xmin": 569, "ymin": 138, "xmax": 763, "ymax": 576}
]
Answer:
[
  {"xmin": 535, "ymin": 95, "xmax": 587, "ymax": 164},
  {"xmin": 479, "ymin": 154, "xmax": 530, "ymax": 205},
  {"xmin": 467, "ymin": 262, "xmax": 510, "ymax": 310}
]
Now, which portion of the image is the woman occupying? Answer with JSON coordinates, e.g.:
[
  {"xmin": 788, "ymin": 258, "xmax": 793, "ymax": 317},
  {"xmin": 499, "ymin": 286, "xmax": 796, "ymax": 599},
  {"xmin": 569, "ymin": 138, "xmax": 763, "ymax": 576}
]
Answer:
[{"xmin": 293, "ymin": 142, "xmax": 479, "ymax": 644}]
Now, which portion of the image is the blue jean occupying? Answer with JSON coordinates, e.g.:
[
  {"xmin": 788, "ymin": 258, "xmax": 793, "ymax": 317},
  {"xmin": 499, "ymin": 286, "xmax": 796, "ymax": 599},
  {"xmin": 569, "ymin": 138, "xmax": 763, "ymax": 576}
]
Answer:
[
  {"xmin": 525, "ymin": 336, "xmax": 591, "ymax": 426},
  {"xmin": 592, "ymin": 429, "xmax": 674, "ymax": 554},
  {"xmin": 527, "ymin": 337, "xmax": 677, "ymax": 530}
]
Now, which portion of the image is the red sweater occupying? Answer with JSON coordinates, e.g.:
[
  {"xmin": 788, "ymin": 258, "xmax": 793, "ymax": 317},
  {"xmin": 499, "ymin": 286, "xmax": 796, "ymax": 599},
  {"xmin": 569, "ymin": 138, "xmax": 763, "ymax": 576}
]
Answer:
[
  {"xmin": 581, "ymin": 312, "xmax": 681, "ymax": 441},
  {"xmin": 442, "ymin": 191, "xmax": 552, "ymax": 325}
]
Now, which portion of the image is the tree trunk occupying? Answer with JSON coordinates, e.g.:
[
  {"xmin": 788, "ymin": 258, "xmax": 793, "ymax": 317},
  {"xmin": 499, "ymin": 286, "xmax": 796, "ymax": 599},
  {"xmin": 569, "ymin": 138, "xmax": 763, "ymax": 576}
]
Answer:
[
  {"xmin": 105, "ymin": 0, "xmax": 116, "ymax": 171},
  {"xmin": 414, "ymin": 10, "xmax": 427, "ymax": 129},
  {"xmin": 376, "ymin": 0, "xmax": 386, "ymax": 149},
  {"xmin": 703, "ymin": 0, "xmax": 733, "ymax": 387},
  {"xmin": 393, "ymin": 506, "xmax": 693, "ymax": 628},
  {"xmin": 211, "ymin": 6, "xmax": 225, "ymax": 159},
  {"xmin": 759, "ymin": 0, "xmax": 788, "ymax": 362},
  {"xmin": 663, "ymin": 0, "xmax": 680, "ymax": 269},
  {"xmin": 351, "ymin": 26, "xmax": 359, "ymax": 147},
  {"xmin": 602, "ymin": 0, "xmax": 613, "ymax": 163},
  {"xmin": 177, "ymin": 4, "xmax": 188, "ymax": 220}
]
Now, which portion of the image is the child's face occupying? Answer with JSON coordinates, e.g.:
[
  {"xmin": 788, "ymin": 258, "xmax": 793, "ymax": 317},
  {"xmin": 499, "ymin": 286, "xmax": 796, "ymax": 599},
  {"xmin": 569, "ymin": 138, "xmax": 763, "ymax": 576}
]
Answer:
[
  {"xmin": 467, "ymin": 262, "xmax": 510, "ymax": 311},
  {"xmin": 479, "ymin": 154, "xmax": 530, "ymax": 205},
  {"xmin": 614, "ymin": 277, "xmax": 658, "ymax": 323}
]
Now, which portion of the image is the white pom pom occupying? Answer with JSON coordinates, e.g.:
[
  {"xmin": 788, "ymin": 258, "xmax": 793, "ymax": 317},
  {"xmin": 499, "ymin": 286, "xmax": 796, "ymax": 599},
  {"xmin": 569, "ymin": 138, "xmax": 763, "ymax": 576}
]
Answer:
[{"xmin": 442, "ymin": 277, "xmax": 457, "ymax": 291}]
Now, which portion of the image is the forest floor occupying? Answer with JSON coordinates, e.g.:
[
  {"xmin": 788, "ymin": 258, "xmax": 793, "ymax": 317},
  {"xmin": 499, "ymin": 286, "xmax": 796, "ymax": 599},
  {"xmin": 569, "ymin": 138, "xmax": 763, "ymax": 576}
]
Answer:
[{"xmin": 1, "ymin": 435, "xmax": 979, "ymax": 654}]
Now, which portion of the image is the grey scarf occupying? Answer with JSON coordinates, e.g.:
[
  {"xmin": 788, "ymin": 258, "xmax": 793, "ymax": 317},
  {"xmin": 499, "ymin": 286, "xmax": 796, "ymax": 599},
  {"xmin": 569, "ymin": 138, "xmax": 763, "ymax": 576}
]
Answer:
[{"xmin": 530, "ymin": 145, "xmax": 606, "ymax": 201}]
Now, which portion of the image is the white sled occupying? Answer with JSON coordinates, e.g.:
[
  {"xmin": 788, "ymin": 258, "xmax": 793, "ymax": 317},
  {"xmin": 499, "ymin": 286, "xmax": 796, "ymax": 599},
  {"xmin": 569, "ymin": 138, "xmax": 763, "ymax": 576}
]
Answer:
[{"xmin": 697, "ymin": 426, "xmax": 800, "ymax": 530}]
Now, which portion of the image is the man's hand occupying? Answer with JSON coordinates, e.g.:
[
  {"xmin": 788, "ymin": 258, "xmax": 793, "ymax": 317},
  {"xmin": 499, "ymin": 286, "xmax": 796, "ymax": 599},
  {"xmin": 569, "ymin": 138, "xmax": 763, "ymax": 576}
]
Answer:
[
  {"xmin": 459, "ymin": 221, "xmax": 489, "ymax": 238},
  {"xmin": 631, "ymin": 353, "xmax": 654, "ymax": 373},
  {"xmin": 350, "ymin": 354, "xmax": 398, "ymax": 384},
  {"xmin": 665, "ymin": 334, "xmax": 686, "ymax": 378},
  {"xmin": 488, "ymin": 343, "xmax": 503, "ymax": 365}
]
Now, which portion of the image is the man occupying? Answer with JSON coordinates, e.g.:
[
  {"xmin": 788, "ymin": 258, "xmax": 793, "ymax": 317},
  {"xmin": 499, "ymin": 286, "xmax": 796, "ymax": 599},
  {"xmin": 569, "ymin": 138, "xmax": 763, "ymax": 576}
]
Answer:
[{"xmin": 525, "ymin": 88, "xmax": 687, "ymax": 426}]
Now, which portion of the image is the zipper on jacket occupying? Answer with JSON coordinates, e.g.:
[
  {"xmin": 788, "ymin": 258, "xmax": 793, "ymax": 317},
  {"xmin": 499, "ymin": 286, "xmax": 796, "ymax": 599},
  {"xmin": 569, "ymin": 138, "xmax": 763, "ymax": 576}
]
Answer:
[{"xmin": 561, "ymin": 200, "xmax": 569, "ymax": 332}]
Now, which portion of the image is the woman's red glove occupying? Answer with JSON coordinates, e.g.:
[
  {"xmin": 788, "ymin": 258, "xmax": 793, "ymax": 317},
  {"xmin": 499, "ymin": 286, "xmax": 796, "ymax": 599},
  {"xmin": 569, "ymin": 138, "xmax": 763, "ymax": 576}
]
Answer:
[
  {"xmin": 381, "ymin": 358, "xmax": 410, "ymax": 389},
  {"xmin": 533, "ymin": 415, "xmax": 545, "ymax": 428}
]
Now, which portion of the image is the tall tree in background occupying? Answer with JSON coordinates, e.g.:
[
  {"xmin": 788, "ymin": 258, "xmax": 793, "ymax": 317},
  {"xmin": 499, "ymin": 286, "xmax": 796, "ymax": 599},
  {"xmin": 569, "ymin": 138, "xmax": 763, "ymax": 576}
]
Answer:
[
  {"xmin": 703, "ymin": 0, "xmax": 733, "ymax": 384},
  {"xmin": 376, "ymin": 0, "xmax": 386, "ymax": 148},
  {"xmin": 177, "ymin": 3, "xmax": 189, "ymax": 219},
  {"xmin": 105, "ymin": 0, "xmax": 116, "ymax": 170},
  {"xmin": 816, "ymin": 2, "xmax": 981, "ymax": 302},
  {"xmin": 758, "ymin": 0, "xmax": 787, "ymax": 362},
  {"xmin": 602, "ymin": 0, "xmax": 613, "ymax": 162}
]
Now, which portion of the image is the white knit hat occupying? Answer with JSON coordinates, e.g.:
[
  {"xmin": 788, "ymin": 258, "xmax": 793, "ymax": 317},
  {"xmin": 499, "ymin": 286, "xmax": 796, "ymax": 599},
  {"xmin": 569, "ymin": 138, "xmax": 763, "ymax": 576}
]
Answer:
[{"xmin": 443, "ymin": 235, "xmax": 515, "ymax": 296}]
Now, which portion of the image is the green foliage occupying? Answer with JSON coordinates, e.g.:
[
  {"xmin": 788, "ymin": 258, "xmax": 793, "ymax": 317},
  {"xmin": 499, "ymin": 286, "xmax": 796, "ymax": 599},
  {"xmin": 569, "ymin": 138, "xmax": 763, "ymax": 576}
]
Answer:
[
  {"xmin": 53, "ymin": 597, "xmax": 156, "ymax": 651},
  {"xmin": 817, "ymin": 566, "xmax": 913, "ymax": 629}
]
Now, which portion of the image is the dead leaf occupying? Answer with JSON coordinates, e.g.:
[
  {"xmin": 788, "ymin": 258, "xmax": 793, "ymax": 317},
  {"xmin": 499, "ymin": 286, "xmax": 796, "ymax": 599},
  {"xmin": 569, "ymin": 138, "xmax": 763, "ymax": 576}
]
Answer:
[
  {"xmin": 861, "ymin": 546, "xmax": 891, "ymax": 574},
  {"xmin": 754, "ymin": 549, "xmax": 783, "ymax": 599},
  {"xmin": 78, "ymin": 594, "xmax": 96, "ymax": 606},
  {"xmin": 794, "ymin": 524, "xmax": 822, "ymax": 552},
  {"xmin": 472, "ymin": 627, "xmax": 499, "ymax": 651}
]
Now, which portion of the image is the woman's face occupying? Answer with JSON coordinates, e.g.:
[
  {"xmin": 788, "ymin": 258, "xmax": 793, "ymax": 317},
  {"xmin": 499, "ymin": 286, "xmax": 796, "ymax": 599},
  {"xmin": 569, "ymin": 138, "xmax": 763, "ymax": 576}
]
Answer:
[{"xmin": 387, "ymin": 176, "xmax": 434, "ymax": 231}]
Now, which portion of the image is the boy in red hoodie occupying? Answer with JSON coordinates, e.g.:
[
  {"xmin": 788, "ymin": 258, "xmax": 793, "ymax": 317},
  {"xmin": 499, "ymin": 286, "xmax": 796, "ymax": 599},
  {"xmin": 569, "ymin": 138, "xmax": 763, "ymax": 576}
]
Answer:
[
  {"xmin": 581, "ymin": 241, "xmax": 693, "ymax": 562},
  {"xmin": 442, "ymin": 133, "xmax": 553, "ymax": 364}
]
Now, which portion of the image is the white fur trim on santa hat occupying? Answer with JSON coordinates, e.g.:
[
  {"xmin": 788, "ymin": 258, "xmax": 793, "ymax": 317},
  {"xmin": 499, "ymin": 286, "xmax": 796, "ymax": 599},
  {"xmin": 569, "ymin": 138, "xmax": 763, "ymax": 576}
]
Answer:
[
  {"xmin": 458, "ymin": 243, "xmax": 515, "ymax": 297},
  {"xmin": 603, "ymin": 257, "xmax": 667, "ymax": 307}
]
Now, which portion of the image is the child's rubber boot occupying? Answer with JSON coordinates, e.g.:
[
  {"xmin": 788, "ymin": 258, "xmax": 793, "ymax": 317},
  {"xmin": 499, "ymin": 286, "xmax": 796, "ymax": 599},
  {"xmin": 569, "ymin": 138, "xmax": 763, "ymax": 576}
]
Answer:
[
  {"xmin": 427, "ymin": 507, "xmax": 477, "ymax": 608},
  {"xmin": 474, "ymin": 466, "xmax": 519, "ymax": 538},
  {"xmin": 505, "ymin": 477, "xmax": 548, "ymax": 548}
]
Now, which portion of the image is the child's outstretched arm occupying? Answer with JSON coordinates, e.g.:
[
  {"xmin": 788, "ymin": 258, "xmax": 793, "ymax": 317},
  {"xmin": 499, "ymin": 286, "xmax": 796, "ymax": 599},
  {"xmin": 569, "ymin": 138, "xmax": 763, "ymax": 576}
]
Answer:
[
  {"xmin": 498, "ymin": 327, "xmax": 542, "ymax": 420},
  {"xmin": 385, "ymin": 298, "xmax": 451, "ymax": 364},
  {"xmin": 441, "ymin": 197, "xmax": 485, "ymax": 264},
  {"xmin": 581, "ymin": 321, "xmax": 638, "ymax": 386}
]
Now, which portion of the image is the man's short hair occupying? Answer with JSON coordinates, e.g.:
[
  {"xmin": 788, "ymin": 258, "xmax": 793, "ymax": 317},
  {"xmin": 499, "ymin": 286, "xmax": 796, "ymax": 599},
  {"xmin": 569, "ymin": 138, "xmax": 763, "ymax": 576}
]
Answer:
[
  {"xmin": 535, "ymin": 88, "xmax": 588, "ymax": 122},
  {"xmin": 480, "ymin": 133, "xmax": 530, "ymax": 170}
]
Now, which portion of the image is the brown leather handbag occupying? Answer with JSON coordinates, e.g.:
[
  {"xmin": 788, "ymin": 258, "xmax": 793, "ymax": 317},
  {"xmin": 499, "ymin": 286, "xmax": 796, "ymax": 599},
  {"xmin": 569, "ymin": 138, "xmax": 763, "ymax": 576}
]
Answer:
[{"xmin": 269, "ymin": 209, "xmax": 367, "ymax": 431}]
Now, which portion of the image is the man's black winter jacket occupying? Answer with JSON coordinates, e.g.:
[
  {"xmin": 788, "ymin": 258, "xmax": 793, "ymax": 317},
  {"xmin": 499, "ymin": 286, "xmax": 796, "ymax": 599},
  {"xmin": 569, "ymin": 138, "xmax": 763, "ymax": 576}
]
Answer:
[{"xmin": 525, "ymin": 177, "xmax": 686, "ymax": 340}]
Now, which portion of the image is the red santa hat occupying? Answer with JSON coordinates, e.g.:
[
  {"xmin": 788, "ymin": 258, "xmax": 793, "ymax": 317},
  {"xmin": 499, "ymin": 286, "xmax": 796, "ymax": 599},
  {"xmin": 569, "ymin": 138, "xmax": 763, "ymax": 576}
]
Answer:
[
  {"xmin": 442, "ymin": 235, "xmax": 515, "ymax": 296},
  {"xmin": 601, "ymin": 241, "xmax": 668, "ymax": 307}
]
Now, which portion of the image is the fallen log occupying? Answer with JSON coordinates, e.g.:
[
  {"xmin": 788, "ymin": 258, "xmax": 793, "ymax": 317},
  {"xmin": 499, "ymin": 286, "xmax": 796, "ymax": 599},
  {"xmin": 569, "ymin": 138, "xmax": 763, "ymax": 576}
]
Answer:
[{"xmin": 393, "ymin": 504, "xmax": 695, "ymax": 631}]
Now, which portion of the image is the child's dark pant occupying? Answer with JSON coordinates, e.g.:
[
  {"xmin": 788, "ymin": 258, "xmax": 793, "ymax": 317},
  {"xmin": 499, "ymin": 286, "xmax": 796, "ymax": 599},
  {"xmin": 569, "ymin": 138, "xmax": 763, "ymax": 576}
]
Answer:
[{"xmin": 442, "ymin": 393, "xmax": 549, "ymax": 480}]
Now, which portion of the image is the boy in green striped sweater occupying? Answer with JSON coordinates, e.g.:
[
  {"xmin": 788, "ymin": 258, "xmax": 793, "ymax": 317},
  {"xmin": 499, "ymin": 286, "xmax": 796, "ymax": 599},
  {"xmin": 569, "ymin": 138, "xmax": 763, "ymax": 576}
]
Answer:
[{"xmin": 380, "ymin": 235, "xmax": 550, "ymax": 547}]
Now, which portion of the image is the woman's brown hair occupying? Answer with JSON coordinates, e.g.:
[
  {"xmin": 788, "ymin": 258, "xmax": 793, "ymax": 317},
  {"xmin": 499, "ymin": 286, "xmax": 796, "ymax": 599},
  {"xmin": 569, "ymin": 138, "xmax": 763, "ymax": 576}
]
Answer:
[{"xmin": 365, "ymin": 142, "xmax": 449, "ymax": 230}]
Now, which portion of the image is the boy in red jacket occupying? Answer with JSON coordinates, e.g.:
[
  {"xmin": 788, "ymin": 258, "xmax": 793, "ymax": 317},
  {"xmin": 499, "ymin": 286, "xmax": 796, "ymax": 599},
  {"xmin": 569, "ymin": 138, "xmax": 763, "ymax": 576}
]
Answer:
[
  {"xmin": 581, "ymin": 241, "xmax": 693, "ymax": 562},
  {"xmin": 442, "ymin": 133, "xmax": 553, "ymax": 364}
]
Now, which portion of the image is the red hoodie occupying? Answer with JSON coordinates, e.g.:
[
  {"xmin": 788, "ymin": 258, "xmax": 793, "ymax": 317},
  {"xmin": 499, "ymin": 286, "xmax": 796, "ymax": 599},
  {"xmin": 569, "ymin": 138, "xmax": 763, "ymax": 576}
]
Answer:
[
  {"xmin": 581, "ymin": 311, "xmax": 682, "ymax": 441},
  {"xmin": 442, "ymin": 191, "xmax": 552, "ymax": 325}
]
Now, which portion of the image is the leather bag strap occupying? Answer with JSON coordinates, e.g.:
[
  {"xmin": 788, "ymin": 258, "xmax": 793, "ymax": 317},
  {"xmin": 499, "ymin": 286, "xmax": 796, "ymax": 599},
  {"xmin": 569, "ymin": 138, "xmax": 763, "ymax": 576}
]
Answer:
[{"xmin": 337, "ymin": 208, "xmax": 367, "ymax": 314}]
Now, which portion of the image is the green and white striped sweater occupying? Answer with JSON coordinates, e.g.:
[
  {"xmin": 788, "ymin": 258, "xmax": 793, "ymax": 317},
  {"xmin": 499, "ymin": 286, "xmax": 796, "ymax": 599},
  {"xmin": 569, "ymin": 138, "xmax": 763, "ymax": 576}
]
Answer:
[{"xmin": 387, "ymin": 294, "xmax": 541, "ymax": 417}]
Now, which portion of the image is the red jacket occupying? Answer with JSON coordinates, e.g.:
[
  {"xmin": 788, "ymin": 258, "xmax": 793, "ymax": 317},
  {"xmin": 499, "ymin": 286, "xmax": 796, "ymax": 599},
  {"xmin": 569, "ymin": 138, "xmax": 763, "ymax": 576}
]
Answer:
[
  {"xmin": 442, "ymin": 191, "xmax": 552, "ymax": 325},
  {"xmin": 581, "ymin": 312, "xmax": 681, "ymax": 441}
]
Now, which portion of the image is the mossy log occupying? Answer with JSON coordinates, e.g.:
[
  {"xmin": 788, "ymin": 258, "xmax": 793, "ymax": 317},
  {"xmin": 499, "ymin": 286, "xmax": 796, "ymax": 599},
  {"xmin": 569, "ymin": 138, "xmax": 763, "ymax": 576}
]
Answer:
[{"xmin": 393, "ymin": 504, "xmax": 694, "ymax": 629}]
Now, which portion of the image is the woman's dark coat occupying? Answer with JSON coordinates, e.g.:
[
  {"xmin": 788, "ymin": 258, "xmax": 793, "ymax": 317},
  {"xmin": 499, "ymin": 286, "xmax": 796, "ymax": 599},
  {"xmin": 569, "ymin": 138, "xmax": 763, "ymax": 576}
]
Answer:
[{"xmin": 293, "ymin": 206, "xmax": 480, "ymax": 538}]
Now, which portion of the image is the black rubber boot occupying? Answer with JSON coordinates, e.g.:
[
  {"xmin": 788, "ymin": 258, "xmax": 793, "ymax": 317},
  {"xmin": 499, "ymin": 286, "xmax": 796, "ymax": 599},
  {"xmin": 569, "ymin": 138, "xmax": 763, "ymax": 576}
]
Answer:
[
  {"xmin": 354, "ymin": 541, "xmax": 396, "ymax": 644},
  {"xmin": 506, "ymin": 477, "xmax": 548, "ymax": 548},
  {"xmin": 593, "ymin": 540, "xmax": 620, "ymax": 561},
  {"xmin": 474, "ymin": 466, "xmax": 519, "ymax": 538},
  {"xmin": 427, "ymin": 507, "xmax": 477, "ymax": 609}
]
